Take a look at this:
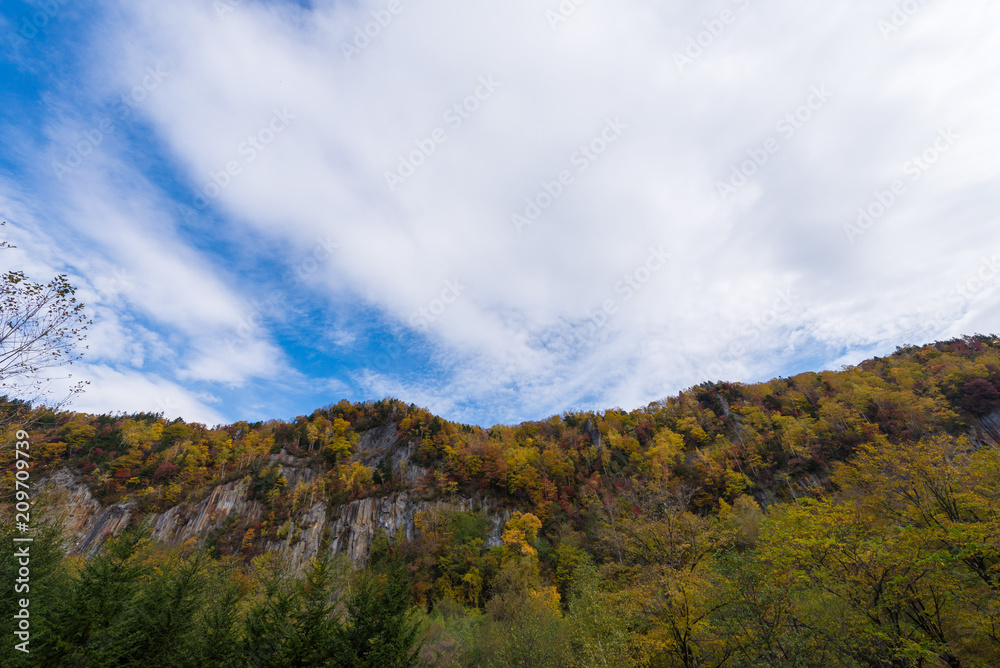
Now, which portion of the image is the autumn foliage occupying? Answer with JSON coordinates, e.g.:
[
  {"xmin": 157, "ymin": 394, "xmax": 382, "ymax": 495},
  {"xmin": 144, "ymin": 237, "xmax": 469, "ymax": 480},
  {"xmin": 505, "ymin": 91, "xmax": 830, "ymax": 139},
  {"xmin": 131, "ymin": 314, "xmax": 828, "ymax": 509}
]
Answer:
[{"xmin": 3, "ymin": 335, "xmax": 1000, "ymax": 666}]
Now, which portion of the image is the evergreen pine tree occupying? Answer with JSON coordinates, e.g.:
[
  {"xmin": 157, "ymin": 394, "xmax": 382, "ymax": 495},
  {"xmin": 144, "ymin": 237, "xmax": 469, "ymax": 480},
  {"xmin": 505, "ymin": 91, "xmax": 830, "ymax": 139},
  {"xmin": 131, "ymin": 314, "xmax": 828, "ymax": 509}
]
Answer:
[
  {"xmin": 241, "ymin": 553, "xmax": 300, "ymax": 668},
  {"xmin": 332, "ymin": 537, "xmax": 422, "ymax": 668},
  {"xmin": 41, "ymin": 523, "xmax": 150, "ymax": 666},
  {"xmin": 121, "ymin": 549, "xmax": 211, "ymax": 667},
  {"xmin": 190, "ymin": 562, "xmax": 246, "ymax": 668},
  {"xmin": 284, "ymin": 555, "xmax": 349, "ymax": 667},
  {"xmin": 0, "ymin": 511, "xmax": 71, "ymax": 667}
]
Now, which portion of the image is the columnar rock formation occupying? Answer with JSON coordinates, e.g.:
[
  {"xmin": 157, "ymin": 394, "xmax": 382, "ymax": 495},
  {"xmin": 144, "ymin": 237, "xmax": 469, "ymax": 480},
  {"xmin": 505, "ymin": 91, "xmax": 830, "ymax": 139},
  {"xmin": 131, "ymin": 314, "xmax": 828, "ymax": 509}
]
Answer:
[
  {"xmin": 40, "ymin": 408, "xmax": 1000, "ymax": 567},
  {"xmin": 36, "ymin": 423, "xmax": 512, "ymax": 571}
]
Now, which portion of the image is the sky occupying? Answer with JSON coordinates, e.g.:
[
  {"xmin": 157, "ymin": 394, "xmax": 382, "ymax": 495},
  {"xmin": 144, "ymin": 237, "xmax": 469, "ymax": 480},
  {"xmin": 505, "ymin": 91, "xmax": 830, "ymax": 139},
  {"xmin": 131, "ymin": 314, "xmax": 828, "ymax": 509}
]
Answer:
[{"xmin": 1, "ymin": 0, "xmax": 998, "ymax": 428}]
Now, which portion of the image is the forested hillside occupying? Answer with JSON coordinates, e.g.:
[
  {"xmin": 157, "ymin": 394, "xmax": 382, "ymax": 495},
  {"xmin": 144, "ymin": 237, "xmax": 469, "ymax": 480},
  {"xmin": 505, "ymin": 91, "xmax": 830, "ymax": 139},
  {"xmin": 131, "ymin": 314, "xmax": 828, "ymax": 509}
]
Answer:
[{"xmin": 2, "ymin": 336, "xmax": 1000, "ymax": 667}]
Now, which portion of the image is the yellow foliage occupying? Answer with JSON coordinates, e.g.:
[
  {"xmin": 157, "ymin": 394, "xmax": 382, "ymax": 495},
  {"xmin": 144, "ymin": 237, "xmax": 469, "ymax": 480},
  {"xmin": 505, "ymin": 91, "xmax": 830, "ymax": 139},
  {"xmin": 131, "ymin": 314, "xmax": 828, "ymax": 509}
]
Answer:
[
  {"xmin": 290, "ymin": 480, "xmax": 311, "ymax": 511},
  {"xmin": 723, "ymin": 468, "xmax": 748, "ymax": 498},
  {"xmin": 528, "ymin": 584, "xmax": 561, "ymax": 614},
  {"xmin": 164, "ymin": 483, "xmax": 182, "ymax": 505},
  {"xmin": 641, "ymin": 564, "xmax": 727, "ymax": 665},
  {"xmin": 120, "ymin": 419, "xmax": 164, "ymax": 450},
  {"xmin": 110, "ymin": 449, "xmax": 143, "ymax": 472},
  {"xmin": 338, "ymin": 462, "xmax": 372, "ymax": 493},
  {"xmin": 607, "ymin": 430, "xmax": 641, "ymax": 456},
  {"xmin": 182, "ymin": 441, "xmax": 210, "ymax": 471},
  {"xmin": 37, "ymin": 440, "xmax": 68, "ymax": 460},
  {"xmin": 241, "ymin": 528, "xmax": 255, "ymax": 550},
  {"xmin": 718, "ymin": 494, "xmax": 763, "ymax": 547},
  {"xmin": 502, "ymin": 511, "xmax": 542, "ymax": 558},
  {"xmin": 462, "ymin": 568, "xmax": 483, "ymax": 609},
  {"xmin": 647, "ymin": 428, "xmax": 684, "ymax": 478},
  {"xmin": 675, "ymin": 416, "xmax": 709, "ymax": 446}
]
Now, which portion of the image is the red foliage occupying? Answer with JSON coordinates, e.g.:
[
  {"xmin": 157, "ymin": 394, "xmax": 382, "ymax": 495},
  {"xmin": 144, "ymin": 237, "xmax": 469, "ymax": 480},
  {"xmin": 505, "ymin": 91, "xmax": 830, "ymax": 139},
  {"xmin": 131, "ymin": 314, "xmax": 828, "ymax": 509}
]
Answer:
[
  {"xmin": 961, "ymin": 378, "xmax": 1000, "ymax": 416},
  {"xmin": 153, "ymin": 461, "xmax": 180, "ymax": 482}
]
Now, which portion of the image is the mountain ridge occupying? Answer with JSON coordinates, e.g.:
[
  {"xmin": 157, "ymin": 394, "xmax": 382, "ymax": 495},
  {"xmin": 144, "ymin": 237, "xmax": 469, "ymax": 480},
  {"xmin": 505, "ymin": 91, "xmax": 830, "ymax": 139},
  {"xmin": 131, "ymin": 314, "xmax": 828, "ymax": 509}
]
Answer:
[{"xmin": 7, "ymin": 334, "xmax": 1000, "ymax": 565}]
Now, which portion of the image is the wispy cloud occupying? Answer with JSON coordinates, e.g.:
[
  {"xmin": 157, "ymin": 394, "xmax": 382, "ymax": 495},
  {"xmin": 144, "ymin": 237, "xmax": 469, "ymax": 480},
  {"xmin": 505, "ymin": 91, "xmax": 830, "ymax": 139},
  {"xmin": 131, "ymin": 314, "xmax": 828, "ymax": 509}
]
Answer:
[{"xmin": 2, "ymin": 0, "xmax": 998, "ymax": 426}]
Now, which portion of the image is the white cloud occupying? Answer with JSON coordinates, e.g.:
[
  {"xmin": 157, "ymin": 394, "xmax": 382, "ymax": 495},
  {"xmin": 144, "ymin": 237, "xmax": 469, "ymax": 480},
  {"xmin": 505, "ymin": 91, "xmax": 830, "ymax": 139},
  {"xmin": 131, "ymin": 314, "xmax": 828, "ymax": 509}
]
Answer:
[
  {"xmin": 6, "ymin": 0, "xmax": 1000, "ymax": 425},
  {"xmin": 1, "ymin": 168, "xmax": 293, "ymax": 415},
  {"xmin": 65, "ymin": 365, "xmax": 226, "ymax": 425}
]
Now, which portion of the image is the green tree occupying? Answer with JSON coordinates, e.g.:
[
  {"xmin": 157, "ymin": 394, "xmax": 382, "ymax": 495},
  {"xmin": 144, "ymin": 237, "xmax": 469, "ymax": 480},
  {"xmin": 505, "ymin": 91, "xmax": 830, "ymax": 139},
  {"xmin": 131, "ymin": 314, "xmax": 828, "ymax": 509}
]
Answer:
[
  {"xmin": 0, "ymin": 510, "xmax": 71, "ymax": 666},
  {"xmin": 189, "ymin": 562, "xmax": 246, "ymax": 668},
  {"xmin": 241, "ymin": 553, "xmax": 301, "ymax": 667},
  {"xmin": 467, "ymin": 556, "xmax": 572, "ymax": 668},
  {"xmin": 568, "ymin": 559, "xmax": 649, "ymax": 667},
  {"xmin": 285, "ymin": 555, "xmax": 350, "ymax": 666},
  {"xmin": 712, "ymin": 551, "xmax": 840, "ymax": 668},
  {"xmin": 121, "ymin": 549, "xmax": 212, "ymax": 667},
  {"xmin": 40, "ymin": 523, "xmax": 151, "ymax": 666},
  {"xmin": 333, "ymin": 542, "xmax": 423, "ymax": 668}
]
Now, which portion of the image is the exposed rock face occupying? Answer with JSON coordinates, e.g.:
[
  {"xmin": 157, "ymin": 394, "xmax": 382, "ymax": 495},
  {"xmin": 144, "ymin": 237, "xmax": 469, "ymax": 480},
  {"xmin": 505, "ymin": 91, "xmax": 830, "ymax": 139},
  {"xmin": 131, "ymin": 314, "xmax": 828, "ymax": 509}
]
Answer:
[
  {"xmin": 29, "ymin": 407, "xmax": 1000, "ymax": 564},
  {"xmin": 266, "ymin": 501, "xmax": 327, "ymax": 572},
  {"xmin": 268, "ymin": 453, "xmax": 319, "ymax": 488},
  {"xmin": 149, "ymin": 477, "xmax": 264, "ymax": 548},
  {"xmin": 40, "ymin": 468, "xmax": 102, "ymax": 542},
  {"xmin": 34, "ymin": 468, "xmax": 133, "ymax": 555},
  {"xmin": 971, "ymin": 407, "xmax": 1000, "ymax": 448},
  {"xmin": 76, "ymin": 502, "xmax": 134, "ymax": 555},
  {"xmin": 352, "ymin": 423, "xmax": 429, "ymax": 485},
  {"xmin": 583, "ymin": 419, "xmax": 603, "ymax": 450},
  {"xmin": 329, "ymin": 493, "xmax": 511, "ymax": 565},
  {"xmin": 35, "ymin": 423, "xmax": 512, "ymax": 569}
]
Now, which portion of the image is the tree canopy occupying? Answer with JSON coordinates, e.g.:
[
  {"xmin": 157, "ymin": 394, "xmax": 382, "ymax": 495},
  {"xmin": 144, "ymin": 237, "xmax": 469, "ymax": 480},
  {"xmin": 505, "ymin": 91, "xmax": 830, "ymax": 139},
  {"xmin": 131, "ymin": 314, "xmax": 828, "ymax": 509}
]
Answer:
[{"xmin": 0, "ymin": 221, "xmax": 90, "ymax": 421}]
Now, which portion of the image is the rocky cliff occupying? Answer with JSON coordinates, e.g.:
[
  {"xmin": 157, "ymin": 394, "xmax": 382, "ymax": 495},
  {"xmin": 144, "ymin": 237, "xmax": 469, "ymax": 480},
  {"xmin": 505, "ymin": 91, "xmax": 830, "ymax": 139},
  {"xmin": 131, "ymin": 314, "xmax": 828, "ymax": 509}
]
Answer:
[
  {"xmin": 36, "ymin": 424, "xmax": 511, "ymax": 571},
  {"xmin": 971, "ymin": 407, "xmax": 1000, "ymax": 448},
  {"xmin": 39, "ymin": 468, "xmax": 510, "ymax": 570},
  {"xmin": 329, "ymin": 492, "xmax": 511, "ymax": 565},
  {"xmin": 40, "ymin": 408, "xmax": 1000, "ymax": 566}
]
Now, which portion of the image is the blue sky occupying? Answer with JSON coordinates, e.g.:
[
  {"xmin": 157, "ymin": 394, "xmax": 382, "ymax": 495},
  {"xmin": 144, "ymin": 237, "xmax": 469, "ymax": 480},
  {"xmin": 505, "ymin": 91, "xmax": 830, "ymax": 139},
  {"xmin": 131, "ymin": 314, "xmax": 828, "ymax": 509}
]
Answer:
[{"xmin": 1, "ymin": 0, "xmax": 999, "ymax": 427}]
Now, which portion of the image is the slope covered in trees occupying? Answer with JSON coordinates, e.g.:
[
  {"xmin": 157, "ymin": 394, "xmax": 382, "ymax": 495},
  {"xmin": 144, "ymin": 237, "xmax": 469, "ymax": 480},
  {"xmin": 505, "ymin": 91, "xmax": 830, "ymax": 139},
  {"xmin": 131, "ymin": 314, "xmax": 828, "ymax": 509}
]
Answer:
[{"xmin": 2, "ymin": 335, "xmax": 1000, "ymax": 666}]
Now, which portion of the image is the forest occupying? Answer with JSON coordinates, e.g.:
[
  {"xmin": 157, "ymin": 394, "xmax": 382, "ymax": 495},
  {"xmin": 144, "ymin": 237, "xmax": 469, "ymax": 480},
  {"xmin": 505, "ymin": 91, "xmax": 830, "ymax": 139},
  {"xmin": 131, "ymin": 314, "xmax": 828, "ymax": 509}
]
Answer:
[{"xmin": 2, "ymin": 335, "xmax": 1000, "ymax": 667}]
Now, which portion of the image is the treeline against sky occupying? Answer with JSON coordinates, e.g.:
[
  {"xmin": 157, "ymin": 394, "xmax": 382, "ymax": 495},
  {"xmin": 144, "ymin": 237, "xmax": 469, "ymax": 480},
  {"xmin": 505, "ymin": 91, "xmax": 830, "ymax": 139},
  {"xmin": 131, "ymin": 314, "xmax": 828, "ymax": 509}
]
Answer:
[{"xmin": 2, "ymin": 336, "xmax": 1000, "ymax": 666}]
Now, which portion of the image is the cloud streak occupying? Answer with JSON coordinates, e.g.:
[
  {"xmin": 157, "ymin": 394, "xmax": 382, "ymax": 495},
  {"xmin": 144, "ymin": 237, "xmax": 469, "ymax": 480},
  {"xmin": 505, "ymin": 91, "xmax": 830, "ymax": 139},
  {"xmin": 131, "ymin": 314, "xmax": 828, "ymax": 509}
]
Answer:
[{"xmin": 2, "ymin": 0, "xmax": 998, "ymax": 426}]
